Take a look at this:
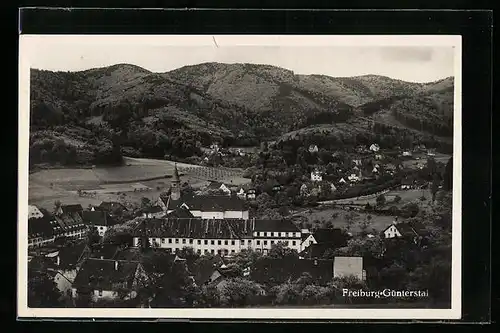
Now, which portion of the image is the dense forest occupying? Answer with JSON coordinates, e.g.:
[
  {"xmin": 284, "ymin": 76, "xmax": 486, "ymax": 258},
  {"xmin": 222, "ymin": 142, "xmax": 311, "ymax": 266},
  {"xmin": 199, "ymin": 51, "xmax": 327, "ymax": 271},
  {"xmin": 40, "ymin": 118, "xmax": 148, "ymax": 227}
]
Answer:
[{"xmin": 29, "ymin": 63, "xmax": 454, "ymax": 167}]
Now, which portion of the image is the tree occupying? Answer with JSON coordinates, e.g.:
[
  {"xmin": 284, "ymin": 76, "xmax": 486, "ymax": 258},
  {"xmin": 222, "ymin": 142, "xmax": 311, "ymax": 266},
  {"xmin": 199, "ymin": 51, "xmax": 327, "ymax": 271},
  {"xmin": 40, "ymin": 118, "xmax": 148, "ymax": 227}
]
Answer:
[
  {"xmin": 141, "ymin": 197, "xmax": 152, "ymax": 209},
  {"xmin": 344, "ymin": 211, "xmax": 359, "ymax": 232},
  {"xmin": 53, "ymin": 200, "xmax": 62, "ymax": 213},
  {"xmin": 28, "ymin": 269, "xmax": 62, "ymax": 308},
  {"xmin": 335, "ymin": 237, "xmax": 384, "ymax": 259},
  {"xmin": 86, "ymin": 227, "xmax": 101, "ymax": 246},
  {"xmin": 442, "ymin": 157, "xmax": 453, "ymax": 191},
  {"xmin": 268, "ymin": 242, "xmax": 299, "ymax": 260},
  {"xmin": 218, "ymin": 278, "xmax": 264, "ymax": 307},
  {"xmin": 376, "ymin": 194, "xmax": 386, "ymax": 206},
  {"xmin": 400, "ymin": 202, "xmax": 420, "ymax": 218},
  {"xmin": 393, "ymin": 195, "xmax": 402, "ymax": 203}
]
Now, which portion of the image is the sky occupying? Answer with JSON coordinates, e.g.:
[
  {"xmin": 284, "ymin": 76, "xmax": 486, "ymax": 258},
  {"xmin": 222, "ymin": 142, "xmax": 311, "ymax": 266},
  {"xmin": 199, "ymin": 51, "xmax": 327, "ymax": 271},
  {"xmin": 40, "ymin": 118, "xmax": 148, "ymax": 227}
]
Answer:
[{"xmin": 23, "ymin": 35, "xmax": 457, "ymax": 83}]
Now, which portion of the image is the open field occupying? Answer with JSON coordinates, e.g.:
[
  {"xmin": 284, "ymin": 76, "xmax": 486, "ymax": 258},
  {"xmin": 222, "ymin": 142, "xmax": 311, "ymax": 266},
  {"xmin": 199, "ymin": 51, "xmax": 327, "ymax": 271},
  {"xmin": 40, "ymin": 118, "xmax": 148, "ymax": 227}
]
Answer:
[
  {"xmin": 294, "ymin": 208, "xmax": 395, "ymax": 234},
  {"xmin": 28, "ymin": 157, "xmax": 250, "ymax": 211}
]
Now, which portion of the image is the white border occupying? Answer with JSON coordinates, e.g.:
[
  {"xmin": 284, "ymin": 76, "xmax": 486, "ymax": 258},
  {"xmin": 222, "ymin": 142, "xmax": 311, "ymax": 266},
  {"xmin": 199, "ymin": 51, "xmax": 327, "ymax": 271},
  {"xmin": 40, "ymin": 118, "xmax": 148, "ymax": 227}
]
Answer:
[{"xmin": 18, "ymin": 35, "xmax": 462, "ymax": 320}]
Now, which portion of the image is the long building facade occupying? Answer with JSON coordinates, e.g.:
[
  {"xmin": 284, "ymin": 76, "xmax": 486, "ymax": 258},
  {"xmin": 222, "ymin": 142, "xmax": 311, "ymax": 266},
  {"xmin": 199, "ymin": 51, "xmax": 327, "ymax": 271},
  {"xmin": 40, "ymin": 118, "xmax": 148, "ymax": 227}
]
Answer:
[{"xmin": 132, "ymin": 218, "xmax": 302, "ymax": 256}]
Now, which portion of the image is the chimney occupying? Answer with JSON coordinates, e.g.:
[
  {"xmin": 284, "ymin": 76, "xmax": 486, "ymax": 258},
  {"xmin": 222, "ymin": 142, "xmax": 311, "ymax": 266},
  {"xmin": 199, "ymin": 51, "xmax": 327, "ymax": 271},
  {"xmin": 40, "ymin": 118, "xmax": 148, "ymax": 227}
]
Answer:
[{"xmin": 115, "ymin": 261, "xmax": 119, "ymax": 271}]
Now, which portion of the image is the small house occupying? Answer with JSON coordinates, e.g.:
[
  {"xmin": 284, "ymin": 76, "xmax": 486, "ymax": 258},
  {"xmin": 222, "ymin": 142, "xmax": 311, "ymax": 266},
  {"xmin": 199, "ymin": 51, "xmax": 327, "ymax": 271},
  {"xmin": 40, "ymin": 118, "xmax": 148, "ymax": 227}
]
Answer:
[
  {"xmin": 310, "ymin": 170, "xmax": 323, "ymax": 182},
  {"xmin": 375, "ymin": 154, "xmax": 383, "ymax": 160},
  {"xmin": 402, "ymin": 151, "xmax": 413, "ymax": 157},
  {"xmin": 246, "ymin": 189, "xmax": 256, "ymax": 200},
  {"xmin": 348, "ymin": 174, "xmax": 361, "ymax": 183},
  {"xmin": 308, "ymin": 144, "xmax": 319, "ymax": 153},
  {"xmin": 56, "ymin": 204, "xmax": 83, "ymax": 217},
  {"xmin": 81, "ymin": 211, "xmax": 118, "ymax": 237},
  {"xmin": 382, "ymin": 220, "xmax": 427, "ymax": 245},
  {"xmin": 71, "ymin": 258, "xmax": 147, "ymax": 302},
  {"xmin": 235, "ymin": 187, "xmax": 246, "ymax": 199},
  {"xmin": 369, "ymin": 143, "xmax": 380, "ymax": 152},
  {"xmin": 28, "ymin": 205, "xmax": 44, "ymax": 219}
]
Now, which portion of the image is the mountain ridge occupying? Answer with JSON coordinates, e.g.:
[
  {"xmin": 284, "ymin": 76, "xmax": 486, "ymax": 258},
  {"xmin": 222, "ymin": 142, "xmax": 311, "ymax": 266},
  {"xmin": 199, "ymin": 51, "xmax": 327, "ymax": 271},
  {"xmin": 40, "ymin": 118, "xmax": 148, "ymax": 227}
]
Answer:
[{"xmin": 29, "ymin": 62, "xmax": 454, "ymax": 167}]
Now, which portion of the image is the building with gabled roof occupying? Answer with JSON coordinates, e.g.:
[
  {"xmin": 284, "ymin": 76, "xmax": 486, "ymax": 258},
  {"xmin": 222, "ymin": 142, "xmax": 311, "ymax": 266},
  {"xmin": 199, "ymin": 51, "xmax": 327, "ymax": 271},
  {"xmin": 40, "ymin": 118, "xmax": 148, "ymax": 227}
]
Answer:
[
  {"xmin": 28, "ymin": 205, "xmax": 44, "ymax": 219},
  {"xmin": 28, "ymin": 214, "xmax": 61, "ymax": 248},
  {"xmin": 131, "ymin": 218, "xmax": 302, "ymax": 256},
  {"xmin": 207, "ymin": 181, "xmax": 232, "ymax": 195},
  {"xmin": 95, "ymin": 201, "xmax": 128, "ymax": 215},
  {"xmin": 56, "ymin": 204, "xmax": 83, "ymax": 216},
  {"xmin": 382, "ymin": 220, "xmax": 427, "ymax": 244},
  {"xmin": 81, "ymin": 211, "xmax": 119, "ymax": 237},
  {"xmin": 71, "ymin": 258, "xmax": 147, "ymax": 302},
  {"xmin": 250, "ymin": 258, "xmax": 335, "ymax": 286}
]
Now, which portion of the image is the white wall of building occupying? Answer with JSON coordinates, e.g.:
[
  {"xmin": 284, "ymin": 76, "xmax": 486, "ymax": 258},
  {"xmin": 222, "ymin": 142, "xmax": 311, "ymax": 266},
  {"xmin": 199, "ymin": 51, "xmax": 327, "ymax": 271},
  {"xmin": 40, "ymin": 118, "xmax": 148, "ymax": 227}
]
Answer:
[{"xmin": 383, "ymin": 225, "xmax": 402, "ymax": 239}]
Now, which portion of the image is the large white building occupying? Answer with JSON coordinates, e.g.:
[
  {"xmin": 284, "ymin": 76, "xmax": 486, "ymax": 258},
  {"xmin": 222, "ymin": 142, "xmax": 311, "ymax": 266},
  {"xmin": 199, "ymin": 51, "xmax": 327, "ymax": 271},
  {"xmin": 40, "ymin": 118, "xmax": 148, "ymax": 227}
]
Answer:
[
  {"xmin": 132, "ymin": 218, "xmax": 302, "ymax": 256},
  {"xmin": 157, "ymin": 164, "xmax": 250, "ymax": 220}
]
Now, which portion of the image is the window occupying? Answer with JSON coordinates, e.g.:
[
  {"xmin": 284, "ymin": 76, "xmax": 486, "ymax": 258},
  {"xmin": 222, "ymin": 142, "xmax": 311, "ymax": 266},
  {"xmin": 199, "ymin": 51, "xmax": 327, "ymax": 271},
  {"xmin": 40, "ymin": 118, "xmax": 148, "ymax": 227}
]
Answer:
[
  {"xmin": 224, "ymin": 240, "xmax": 228, "ymax": 245},
  {"xmin": 218, "ymin": 240, "xmax": 222, "ymax": 245},
  {"xmin": 175, "ymin": 239, "xmax": 179, "ymax": 244},
  {"xmin": 241, "ymin": 240, "xmax": 245, "ymax": 245},
  {"xmin": 197, "ymin": 249, "xmax": 201, "ymax": 254},
  {"xmin": 264, "ymin": 241, "xmax": 268, "ymax": 245},
  {"xmin": 273, "ymin": 232, "xmax": 278, "ymax": 237},
  {"xmin": 217, "ymin": 250, "xmax": 222, "ymax": 254},
  {"xmin": 256, "ymin": 240, "xmax": 260, "ymax": 245},
  {"xmin": 281, "ymin": 232, "xmax": 286, "ymax": 237},
  {"xmin": 197, "ymin": 240, "xmax": 201, "ymax": 245},
  {"xmin": 271, "ymin": 240, "xmax": 275, "ymax": 245},
  {"xmin": 292, "ymin": 241, "xmax": 296, "ymax": 246},
  {"xmin": 204, "ymin": 249, "xmax": 208, "ymax": 254},
  {"xmin": 211, "ymin": 249, "xmax": 215, "ymax": 254},
  {"xmin": 248, "ymin": 240, "xmax": 251, "ymax": 244},
  {"xmin": 224, "ymin": 249, "xmax": 229, "ymax": 254},
  {"xmin": 98, "ymin": 290, "xmax": 103, "ymax": 297},
  {"xmin": 211, "ymin": 240, "xmax": 215, "ymax": 245},
  {"xmin": 231, "ymin": 250, "xmax": 235, "ymax": 253},
  {"xmin": 205, "ymin": 240, "xmax": 208, "ymax": 245},
  {"xmin": 182, "ymin": 239, "xmax": 186, "ymax": 244},
  {"xmin": 168, "ymin": 239, "xmax": 172, "ymax": 244},
  {"xmin": 189, "ymin": 239, "xmax": 193, "ymax": 244},
  {"xmin": 231, "ymin": 240, "xmax": 235, "ymax": 245}
]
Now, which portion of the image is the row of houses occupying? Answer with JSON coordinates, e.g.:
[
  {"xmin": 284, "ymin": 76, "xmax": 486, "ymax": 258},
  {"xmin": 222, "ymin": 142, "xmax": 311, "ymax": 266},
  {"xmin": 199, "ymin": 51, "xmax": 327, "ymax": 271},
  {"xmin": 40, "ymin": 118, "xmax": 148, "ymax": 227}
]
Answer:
[
  {"xmin": 29, "ymin": 239, "xmax": 366, "ymax": 304},
  {"xmin": 28, "ymin": 202, "xmax": 126, "ymax": 248}
]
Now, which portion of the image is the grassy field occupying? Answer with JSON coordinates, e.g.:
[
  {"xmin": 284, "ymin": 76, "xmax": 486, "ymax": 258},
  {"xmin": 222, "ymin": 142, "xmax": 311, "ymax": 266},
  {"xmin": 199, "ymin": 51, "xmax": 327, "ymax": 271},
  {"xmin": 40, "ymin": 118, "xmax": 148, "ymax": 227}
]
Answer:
[
  {"xmin": 295, "ymin": 208, "xmax": 395, "ymax": 235},
  {"xmin": 28, "ymin": 157, "xmax": 250, "ymax": 211}
]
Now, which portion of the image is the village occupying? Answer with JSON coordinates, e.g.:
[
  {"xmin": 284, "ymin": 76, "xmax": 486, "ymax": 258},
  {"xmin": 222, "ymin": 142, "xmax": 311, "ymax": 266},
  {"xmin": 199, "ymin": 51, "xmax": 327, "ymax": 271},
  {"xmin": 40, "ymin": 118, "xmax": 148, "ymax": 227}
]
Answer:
[{"xmin": 27, "ymin": 139, "xmax": 453, "ymax": 308}]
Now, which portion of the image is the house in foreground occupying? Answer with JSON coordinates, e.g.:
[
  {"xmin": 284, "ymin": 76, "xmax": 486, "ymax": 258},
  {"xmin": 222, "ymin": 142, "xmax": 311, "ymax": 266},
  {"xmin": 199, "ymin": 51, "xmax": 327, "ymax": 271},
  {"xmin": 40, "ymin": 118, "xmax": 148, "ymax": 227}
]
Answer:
[
  {"xmin": 71, "ymin": 258, "xmax": 147, "ymax": 302},
  {"xmin": 250, "ymin": 256, "xmax": 365, "ymax": 286}
]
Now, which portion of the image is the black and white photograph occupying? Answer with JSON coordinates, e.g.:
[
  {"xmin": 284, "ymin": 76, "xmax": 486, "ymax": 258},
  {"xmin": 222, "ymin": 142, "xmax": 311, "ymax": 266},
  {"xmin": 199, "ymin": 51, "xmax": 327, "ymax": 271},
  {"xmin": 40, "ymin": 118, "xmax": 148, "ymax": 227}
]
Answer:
[{"xmin": 18, "ymin": 35, "xmax": 462, "ymax": 319}]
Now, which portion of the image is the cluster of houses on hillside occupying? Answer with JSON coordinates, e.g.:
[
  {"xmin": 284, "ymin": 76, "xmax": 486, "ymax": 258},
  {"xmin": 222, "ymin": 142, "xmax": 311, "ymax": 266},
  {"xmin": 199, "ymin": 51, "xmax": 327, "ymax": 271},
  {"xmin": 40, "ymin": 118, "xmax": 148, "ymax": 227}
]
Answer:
[{"xmin": 27, "ymin": 162, "xmax": 432, "ymax": 306}]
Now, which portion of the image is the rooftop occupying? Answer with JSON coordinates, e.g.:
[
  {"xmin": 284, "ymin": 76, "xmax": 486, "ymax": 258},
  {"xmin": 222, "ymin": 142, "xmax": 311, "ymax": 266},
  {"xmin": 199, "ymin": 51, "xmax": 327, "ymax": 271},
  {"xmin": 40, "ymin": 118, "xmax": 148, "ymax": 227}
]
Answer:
[
  {"xmin": 250, "ymin": 258, "xmax": 334, "ymax": 285},
  {"xmin": 166, "ymin": 195, "xmax": 247, "ymax": 212},
  {"xmin": 81, "ymin": 211, "xmax": 118, "ymax": 227},
  {"xmin": 72, "ymin": 258, "xmax": 141, "ymax": 291}
]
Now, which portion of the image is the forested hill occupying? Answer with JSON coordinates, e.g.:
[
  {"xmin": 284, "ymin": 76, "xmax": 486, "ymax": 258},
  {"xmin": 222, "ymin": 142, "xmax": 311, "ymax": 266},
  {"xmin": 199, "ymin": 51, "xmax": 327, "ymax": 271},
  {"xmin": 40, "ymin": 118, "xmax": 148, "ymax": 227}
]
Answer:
[{"xmin": 29, "ymin": 63, "xmax": 454, "ymax": 167}]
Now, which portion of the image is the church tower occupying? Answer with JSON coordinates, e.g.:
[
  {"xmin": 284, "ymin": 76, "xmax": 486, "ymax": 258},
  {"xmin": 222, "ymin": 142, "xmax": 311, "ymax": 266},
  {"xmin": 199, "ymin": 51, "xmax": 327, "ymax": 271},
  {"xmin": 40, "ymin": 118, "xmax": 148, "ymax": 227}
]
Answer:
[{"xmin": 170, "ymin": 163, "xmax": 181, "ymax": 201}]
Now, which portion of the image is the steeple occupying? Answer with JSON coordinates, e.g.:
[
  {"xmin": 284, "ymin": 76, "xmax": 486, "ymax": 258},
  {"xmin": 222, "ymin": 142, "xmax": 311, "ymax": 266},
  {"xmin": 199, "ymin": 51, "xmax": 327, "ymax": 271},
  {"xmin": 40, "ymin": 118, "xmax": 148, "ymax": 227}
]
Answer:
[{"xmin": 170, "ymin": 163, "xmax": 181, "ymax": 201}]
